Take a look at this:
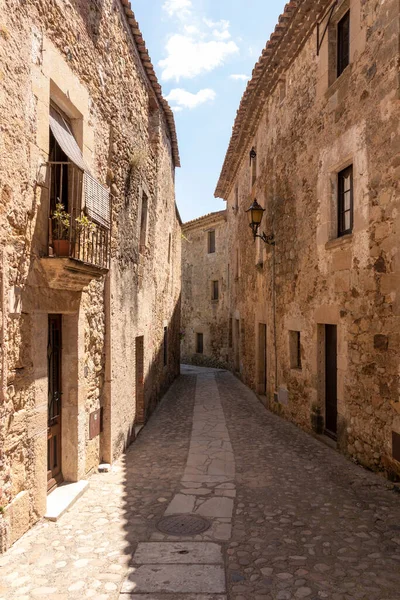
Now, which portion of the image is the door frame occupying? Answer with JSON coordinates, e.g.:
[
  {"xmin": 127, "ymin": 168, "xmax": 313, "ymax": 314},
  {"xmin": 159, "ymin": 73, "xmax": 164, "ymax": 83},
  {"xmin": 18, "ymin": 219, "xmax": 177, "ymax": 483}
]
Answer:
[
  {"xmin": 324, "ymin": 324, "xmax": 338, "ymax": 439},
  {"xmin": 47, "ymin": 314, "xmax": 64, "ymax": 493}
]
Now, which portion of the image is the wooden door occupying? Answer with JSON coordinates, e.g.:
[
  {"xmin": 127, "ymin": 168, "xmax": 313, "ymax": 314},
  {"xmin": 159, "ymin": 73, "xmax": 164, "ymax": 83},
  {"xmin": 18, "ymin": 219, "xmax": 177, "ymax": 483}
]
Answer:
[
  {"xmin": 135, "ymin": 336, "xmax": 145, "ymax": 424},
  {"xmin": 325, "ymin": 325, "xmax": 338, "ymax": 438},
  {"xmin": 258, "ymin": 324, "xmax": 267, "ymax": 394},
  {"xmin": 47, "ymin": 315, "xmax": 63, "ymax": 492}
]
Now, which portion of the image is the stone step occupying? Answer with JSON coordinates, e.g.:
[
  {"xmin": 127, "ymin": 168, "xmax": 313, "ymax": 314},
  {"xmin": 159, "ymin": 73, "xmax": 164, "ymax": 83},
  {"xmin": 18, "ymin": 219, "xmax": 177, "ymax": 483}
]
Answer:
[{"xmin": 44, "ymin": 480, "xmax": 89, "ymax": 522}]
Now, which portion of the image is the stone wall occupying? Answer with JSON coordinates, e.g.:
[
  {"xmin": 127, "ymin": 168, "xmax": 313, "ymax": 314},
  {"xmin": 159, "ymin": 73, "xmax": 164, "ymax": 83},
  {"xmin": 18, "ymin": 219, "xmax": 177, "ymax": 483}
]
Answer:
[
  {"xmin": 216, "ymin": 0, "xmax": 400, "ymax": 478},
  {"xmin": 0, "ymin": 0, "xmax": 181, "ymax": 550},
  {"xmin": 181, "ymin": 212, "xmax": 229, "ymax": 367}
]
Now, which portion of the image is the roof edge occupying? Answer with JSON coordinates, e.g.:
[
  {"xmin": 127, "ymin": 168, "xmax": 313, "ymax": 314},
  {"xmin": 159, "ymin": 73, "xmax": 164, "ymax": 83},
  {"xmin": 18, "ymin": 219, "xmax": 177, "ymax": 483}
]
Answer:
[
  {"xmin": 120, "ymin": 0, "xmax": 180, "ymax": 168},
  {"xmin": 215, "ymin": 0, "xmax": 330, "ymax": 199},
  {"xmin": 183, "ymin": 209, "xmax": 227, "ymax": 229}
]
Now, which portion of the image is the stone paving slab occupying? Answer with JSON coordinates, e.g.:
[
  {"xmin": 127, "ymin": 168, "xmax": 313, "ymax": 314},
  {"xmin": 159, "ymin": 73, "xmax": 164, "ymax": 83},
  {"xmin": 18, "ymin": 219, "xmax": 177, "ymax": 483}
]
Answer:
[
  {"xmin": 120, "ymin": 565, "xmax": 226, "ymax": 594},
  {"xmin": 132, "ymin": 542, "xmax": 223, "ymax": 564}
]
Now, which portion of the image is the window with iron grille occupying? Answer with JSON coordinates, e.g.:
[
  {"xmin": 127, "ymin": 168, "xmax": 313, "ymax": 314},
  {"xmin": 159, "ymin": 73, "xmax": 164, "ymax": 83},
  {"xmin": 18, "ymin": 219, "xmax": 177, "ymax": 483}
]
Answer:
[
  {"xmin": 211, "ymin": 280, "xmax": 219, "ymax": 301},
  {"xmin": 338, "ymin": 165, "xmax": 353, "ymax": 237},
  {"xmin": 208, "ymin": 230, "xmax": 216, "ymax": 254},
  {"xmin": 337, "ymin": 11, "xmax": 350, "ymax": 77},
  {"xmin": 196, "ymin": 333, "xmax": 204, "ymax": 354}
]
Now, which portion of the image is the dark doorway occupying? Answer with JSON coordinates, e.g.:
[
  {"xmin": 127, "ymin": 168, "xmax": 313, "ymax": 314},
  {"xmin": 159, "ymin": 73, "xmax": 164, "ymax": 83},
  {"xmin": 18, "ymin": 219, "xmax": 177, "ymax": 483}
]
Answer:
[
  {"xmin": 47, "ymin": 314, "xmax": 63, "ymax": 492},
  {"xmin": 258, "ymin": 323, "xmax": 267, "ymax": 394},
  {"xmin": 325, "ymin": 324, "xmax": 338, "ymax": 438},
  {"xmin": 135, "ymin": 336, "xmax": 145, "ymax": 424},
  {"xmin": 234, "ymin": 319, "xmax": 240, "ymax": 372}
]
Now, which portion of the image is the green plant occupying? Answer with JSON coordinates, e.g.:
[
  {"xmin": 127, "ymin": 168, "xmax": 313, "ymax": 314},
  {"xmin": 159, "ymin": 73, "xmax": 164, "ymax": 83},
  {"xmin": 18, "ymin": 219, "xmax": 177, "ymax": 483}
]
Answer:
[
  {"xmin": 129, "ymin": 149, "xmax": 147, "ymax": 171},
  {"xmin": 0, "ymin": 506, "xmax": 5, "ymax": 514},
  {"xmin": 76, "ymin": 214, "xmax": 96, "ymax": 234},
  {"xmin": 52, "ymin": 202, "xmax": 71, "ymax": 240}
]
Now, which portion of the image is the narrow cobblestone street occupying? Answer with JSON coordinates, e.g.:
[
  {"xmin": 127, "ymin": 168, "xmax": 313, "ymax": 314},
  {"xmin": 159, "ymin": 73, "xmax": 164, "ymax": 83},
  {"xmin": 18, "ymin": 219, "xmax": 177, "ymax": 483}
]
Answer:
[{"xmin": 1, "ymin": 366, "xmax": 400, "ymax": 600}]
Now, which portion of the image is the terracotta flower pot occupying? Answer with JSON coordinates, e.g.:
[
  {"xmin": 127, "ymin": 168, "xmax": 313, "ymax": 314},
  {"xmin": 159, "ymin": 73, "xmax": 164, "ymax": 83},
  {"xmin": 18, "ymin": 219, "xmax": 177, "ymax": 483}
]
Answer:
[{"xmin": 53, "ymin": 239, "xmax": 70, "ymax": 257}]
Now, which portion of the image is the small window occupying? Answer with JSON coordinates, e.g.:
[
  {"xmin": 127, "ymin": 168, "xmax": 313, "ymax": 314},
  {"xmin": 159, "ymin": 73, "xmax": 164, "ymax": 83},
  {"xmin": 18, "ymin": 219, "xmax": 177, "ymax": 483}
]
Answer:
[
  {"xmin": 208, "ymin": 230, "xmax": 216, "ymax": 254},
  {"xmin": 229, "ymin": 318, "xmax": 233, "ymax": 348},
  {"xmin": 337, "ymin": 11, "xmax": 350, "ymax": 77},
  {"xmin": 289, "ymin": 331, "xmax": 302, "ymax": 369},
  {"xmin": 140, "ymin": 191, "xmax": 148, "ymax": 251},
  {"xmin": 211, "ymin": 280, "xmax": 219, "ymax": 301},
  {"xmin": 338, "ymin": 165, "xmax": 353, "ymax": 237},
  {"xmin": 168, "ymin": 233, "xmax": 172, "ymax": 264},
  {"xmin": 163, "ymin": 326, "xmax": 168, "ymax": 366},
  {"xmin": 196, "ymin": 333, "xmax": 204, "ymax": 354},
  {"xmin": 250, "ymin": 147, "xmax": 257, "ymax": 188}
]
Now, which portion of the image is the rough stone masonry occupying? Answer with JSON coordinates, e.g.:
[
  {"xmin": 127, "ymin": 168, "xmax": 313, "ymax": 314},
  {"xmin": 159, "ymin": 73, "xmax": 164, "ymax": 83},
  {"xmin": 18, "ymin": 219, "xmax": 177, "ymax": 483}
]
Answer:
[
  {"xmin": 0, "ymin": 0, "xmax": 181, "ymax": 551},
  {"xmin": 213, "ymin": 0, "xmax": 400, "ymax": 478}
]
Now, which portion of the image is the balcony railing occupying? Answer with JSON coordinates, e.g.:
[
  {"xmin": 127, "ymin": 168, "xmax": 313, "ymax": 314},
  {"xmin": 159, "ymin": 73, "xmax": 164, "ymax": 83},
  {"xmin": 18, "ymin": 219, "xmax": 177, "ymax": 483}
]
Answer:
[{"xmin": 48, "ymin": 162, "xmax": 111, "ymax": 271}]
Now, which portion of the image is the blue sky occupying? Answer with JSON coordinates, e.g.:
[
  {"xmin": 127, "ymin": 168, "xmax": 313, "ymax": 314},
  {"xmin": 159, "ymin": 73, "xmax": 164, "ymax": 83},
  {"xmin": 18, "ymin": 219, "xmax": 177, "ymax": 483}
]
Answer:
[{"xmin": 134, "ymin": 0, "xmax": 286, "ymax": 222}]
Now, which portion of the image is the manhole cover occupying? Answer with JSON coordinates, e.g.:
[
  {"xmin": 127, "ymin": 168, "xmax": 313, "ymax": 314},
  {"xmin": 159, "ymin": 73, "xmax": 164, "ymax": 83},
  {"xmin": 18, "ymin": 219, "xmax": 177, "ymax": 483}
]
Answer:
[{"xmin": 157, "ymin": 514, "xmax": 211, "ymax": 536}]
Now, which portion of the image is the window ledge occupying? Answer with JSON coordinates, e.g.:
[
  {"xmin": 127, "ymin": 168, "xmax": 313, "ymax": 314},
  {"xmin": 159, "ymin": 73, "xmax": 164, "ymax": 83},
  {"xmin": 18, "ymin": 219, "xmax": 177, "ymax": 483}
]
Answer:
[
  {"xmin": 211, "ymin": 299, "xmax": 219, "ymax": 304},
  {"xmin": 325, "ymin": 64, "xmax": 351, "ymax": 99},
  {"xmin": 325, "ymin": 233, "xmax": 353, "ymax": 250}
]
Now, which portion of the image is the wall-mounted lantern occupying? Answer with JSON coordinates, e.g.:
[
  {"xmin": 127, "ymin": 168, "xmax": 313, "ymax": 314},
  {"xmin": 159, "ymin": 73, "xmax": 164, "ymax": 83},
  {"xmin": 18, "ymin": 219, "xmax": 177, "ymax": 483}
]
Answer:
[{"xmin": 245, "ymin": 199, "xmax": 275, "ymax": 245}]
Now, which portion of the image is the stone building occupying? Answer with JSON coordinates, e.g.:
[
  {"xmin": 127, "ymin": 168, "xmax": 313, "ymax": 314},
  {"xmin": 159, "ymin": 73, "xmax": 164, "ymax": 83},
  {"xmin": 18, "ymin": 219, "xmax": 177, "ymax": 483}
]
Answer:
[
  {"xmin": 0, "ymin": 0, "xmax": 181, "ymax": 550},
  {"xmin": 181, "ymin": 211, "xmax": 229, "ymax": 366},
  {"xmin": 215, "ymin": 0, "xmax": 400, "ymax": 477}
]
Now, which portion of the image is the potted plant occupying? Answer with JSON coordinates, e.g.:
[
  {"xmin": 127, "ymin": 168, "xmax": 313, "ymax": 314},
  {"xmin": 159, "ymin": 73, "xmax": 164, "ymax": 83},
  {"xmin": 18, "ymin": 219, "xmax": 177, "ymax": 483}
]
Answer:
[
  {"xmin": 311, "ymin": 403, "xmax": 324, "ymax": 434},
  {"xmin": 52, "ymin": 202, "xmax": 71, "ymax": 257}
]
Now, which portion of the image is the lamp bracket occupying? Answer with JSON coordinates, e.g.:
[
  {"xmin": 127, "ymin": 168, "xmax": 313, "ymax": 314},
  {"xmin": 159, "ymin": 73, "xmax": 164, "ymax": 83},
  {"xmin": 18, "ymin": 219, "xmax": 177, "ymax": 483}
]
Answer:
[
  {"xmin": 249, "ymin": 223, "xmax": 275, "ymax": 246},
  {"xmin": 258, "ymin": 232, "xmax": 275, "ymax": 246}
]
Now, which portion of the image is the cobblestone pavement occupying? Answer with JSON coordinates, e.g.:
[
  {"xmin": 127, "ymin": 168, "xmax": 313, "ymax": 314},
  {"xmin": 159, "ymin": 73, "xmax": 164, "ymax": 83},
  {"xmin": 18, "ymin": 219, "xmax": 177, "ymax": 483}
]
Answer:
[
  {"xmin": 0, "ymin": 366, "xmax": 400, "ymax": 600},
  {"xmin": 217, "ymin": 372, "xmax": 400, "ymax": 600}
]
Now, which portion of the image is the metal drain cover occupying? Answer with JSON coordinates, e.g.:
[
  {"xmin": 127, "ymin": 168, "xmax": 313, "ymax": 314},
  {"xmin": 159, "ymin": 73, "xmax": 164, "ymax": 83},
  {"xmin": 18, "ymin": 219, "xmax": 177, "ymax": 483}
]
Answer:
[{"xmin": 157, "ymin": 514, "xmax": 211, "ymax": 536}]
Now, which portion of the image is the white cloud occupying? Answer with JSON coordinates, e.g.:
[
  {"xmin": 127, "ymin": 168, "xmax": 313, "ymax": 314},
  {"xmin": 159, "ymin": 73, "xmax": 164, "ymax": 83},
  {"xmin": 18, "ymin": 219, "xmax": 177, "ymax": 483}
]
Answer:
[
  {"xmin": 230, "ymin": 74, "xmax": 249, "ymax": 81},
  {"xmin": 170, "ymin": 106, "xmax": 183, "ymax": 113},
  {"xmin": 184, "ymin": 25, "xmax": 199, "ymax": 35},
  {"xmin": 159, "ymin": 34, "xmax": 239, "ymax": 81},
  {"xmin": 204, "ymin": 18, "xmax": 230, "ymax": 31},
  {"xmin": 213, "ymin": 29, "xmax": 231, "ymax": 41},
  {"xmin": 166, "ymin": 88, "xmax": 216, "ymax": 109},
  {"xmin": 163, "ymin": 0, "xmax": 192, "ymax": 17}
]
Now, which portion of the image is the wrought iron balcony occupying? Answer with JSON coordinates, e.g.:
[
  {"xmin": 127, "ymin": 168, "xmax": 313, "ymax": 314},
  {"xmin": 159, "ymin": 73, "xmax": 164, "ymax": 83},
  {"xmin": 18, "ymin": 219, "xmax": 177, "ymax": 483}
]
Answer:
[{"xmin": 40, "ymin": 161, "xmax": 111, "ymax": 291}]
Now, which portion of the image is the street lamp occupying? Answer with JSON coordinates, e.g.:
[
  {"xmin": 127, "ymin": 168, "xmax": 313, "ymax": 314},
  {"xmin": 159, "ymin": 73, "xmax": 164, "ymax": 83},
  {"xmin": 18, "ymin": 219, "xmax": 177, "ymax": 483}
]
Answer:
[{"xmin": 245, "ymin": 199, "xmax": 275, "ymax": 245}]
